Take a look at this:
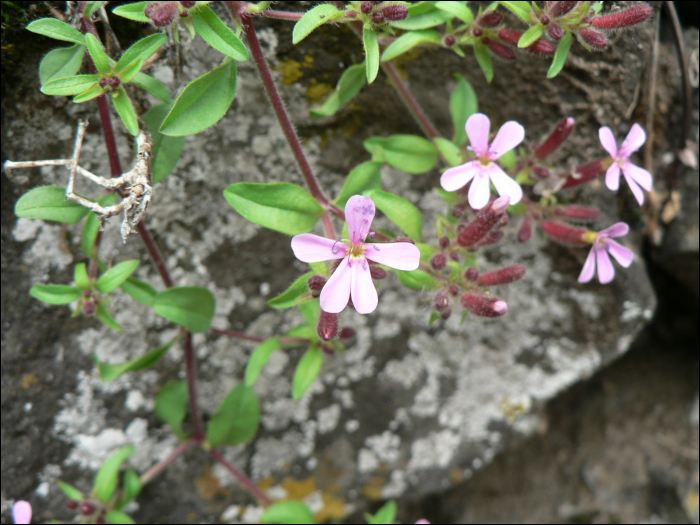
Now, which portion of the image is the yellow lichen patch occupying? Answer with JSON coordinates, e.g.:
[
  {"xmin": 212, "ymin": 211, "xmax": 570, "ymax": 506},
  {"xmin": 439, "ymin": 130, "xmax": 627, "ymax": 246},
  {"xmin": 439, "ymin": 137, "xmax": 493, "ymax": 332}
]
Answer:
[
  {"xmin": 257, "ymin": 476, "xmax": 277, "ymax": 491},
  {"xmin": 315, "ymin": 491, "xmax": 348, "ymax": 523},
  {"xmin": 21, "ymin": 373, "xmax": 39, "ymax": 389},
  {"xmin": 362, "ymin": 476, "xmax": 387, "ymax": 501},
  {"xmin": 340, "ymin": 112, "xmax": 363, "ymax": 138},
  {"xmin": 281, "ymin": 476, "xmax": 317, "ymax": 499},
  {"xmin": 499, "ymin": 396, "xmax": 531, "ymax": 423},
  {"xmin": 305, "ymin": 80, "xmax": 334, "ymax": 105},
  {"xmin": 195, "ymin": 465, "xmax": 231, "ymax": 500},
  {"xmin": 279, "ymin": 59, "xmax": 303, "ymax": 86},
  {"xmin": 449, "ymin": 468, "xmax": 465, "ymax": 484}
]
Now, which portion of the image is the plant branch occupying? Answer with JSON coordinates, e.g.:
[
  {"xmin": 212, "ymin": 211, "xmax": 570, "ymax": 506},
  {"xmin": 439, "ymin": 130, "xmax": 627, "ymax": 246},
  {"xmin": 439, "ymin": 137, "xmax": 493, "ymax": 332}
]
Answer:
[
  {"xmin": 184, "ymin": 331, "xmax": 205, "ymax": 441},
  {"xmin": 261, "ymin": 9, "xmax": 304, "ymax": 21},
  {"xmin": 140, "ymin": 441, "xmax": 195, "ymax": 486},
  {"xmin": 322, "ymin": 211, "xmax": 337, "ymax": 239},
  {"xmin": 210, "ymin": 449, "xmax": 273, "ymax": 506},
  {"xmin": 210, "ymin": 327, "xmax": 309, "ymax": 346}
]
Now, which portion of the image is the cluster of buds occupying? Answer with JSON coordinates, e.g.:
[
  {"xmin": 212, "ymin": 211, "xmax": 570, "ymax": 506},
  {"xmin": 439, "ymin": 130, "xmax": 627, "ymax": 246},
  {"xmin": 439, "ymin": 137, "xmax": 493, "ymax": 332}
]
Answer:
[
  {"xmin": 316, "ymin": 310, "xmax": 356, "ymax": 350},
  {"xmin": 145, "ymin": 1, "xmax": 198, "ymax": 27},
  {"xmin": 456, "ymin": 195, "xmax": 510, "ymax": 248},
  {"xmin": 349, "ymin": 1, "xmax": 408, "ymax": 25},
  {"xmin": 497, "ymin": 28, "xmax": 556, "ymax": 57}
]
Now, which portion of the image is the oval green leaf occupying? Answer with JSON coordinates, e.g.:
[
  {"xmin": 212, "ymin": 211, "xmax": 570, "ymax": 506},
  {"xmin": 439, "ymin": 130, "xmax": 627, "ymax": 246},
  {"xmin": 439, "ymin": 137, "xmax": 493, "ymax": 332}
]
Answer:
[
  {"xmin": 518, "ymin": 23, "xmax": 545, "ymax": 48},
  {"xmin": 395, "ymin": 268, "xmax": 438, "ymax": 290},
  {"xmin": 267, "ymin": 272, "xmax": 314, "ymax": 309},
  {"xmin": 381, "ymin": 30, "xmax": 442, "ymax": 62},
  {"xmin": 120, "ymin": 276, "xmax": 158, "ymax": 306},
  {"xmin": 450, "ymin": 73, "xmax": 478, "ymax": 145},
  {"xmin": 391, "ymin": 8, "xmax": 453, "ymax": 29},
  {"xmin": 435, "ymin": 1, "xmax": 474, "ymax": 23},
  {"xmin": 105, "ymin": 510, "xmax": 136, "ymax": 524},
  {"xmin": 41, "ymin": 74, "xmax": 101, "ymax": 96},
  {"xmin": 27, "ymin": 18, "xmax": 86, "ymax": 45},
  {"xmin": 365, "ymin": 499, "xmax": 397, "ymax": 524},
  {"xmin": 155, "ymin": 380, "xmax": 188, "ymax": 440},
  {"xmin": 57, "ymin": 480, "xmax": 84, "ymax": 501},
  {"xmin": 94, "ymin": 338, "xmax": 176, "ymax": 382},
  {"xmin": 292, "ymin": 346, "xmax": 323, "ymax": 400},
  {"xmin": 73, "ymin": 82, "xmax": 107, "ymax": 103},
  {"xmin": 310, "ymin": 62, "xmax": 365, "ymax": 120},
  {"xmin": 473, "ymin": 41, "xmax": 493, "ymax": 83},
  {"xmin": 207, "ymin": 383, "xmax": 260, "ymax": 447},
  {"xmin": 85, "ymin": 33, "xmax": 111, "ymax": 74},
  {"xmin": 245, "ymin": 338, "xmax": 282, "ymax": 386},
  {"xmin": 95, "ymin": 301, "xmax": 124, "ymax": 331},
  {"xmin": 496, "ymin": 1, "xmax": 532, "ymax": 23},
  {"xmin": 261, "ymin": 501, "xmax": 315, "ymax": 525},
  {"xmin": 75, "ymin": 262, "xmax": 90, "ymax": 291},
  {"xmin": 152, "ymin": 286, "xmax": 216, "ymax": 333},
  {"xmin": 299, "ymin": 299, "xmax": 321, "ymax": 326},
  {"xmin": 547, "ymin": 31, "xmax": 572, "ymax": 79},
  {"xmin": 93, "ymin": 446, "xmax": 135, "ymax": 504},
  {"xmin": 116, "ymin": 33, "xmax": 168, "ymax": 74},
  {"xmin": 335, "ymin": 161, "xmax": 383, "ymax": 208},
  {"xmin": 112, "ymin": 1, "xmax": 152, "ymax": 23},
  {"xmin": 82, "ymin": 193, "xmax": 119, "ymax": 256},
  {"xmin": 143, "ymin": 101, "xmax": 185, "ymax": 184},
  {"xmin": 363, "ymin": 134, "xmax": 439, "ymax": 174},
  {"xmin": 433, "ymin": 137, "xmax": 463, "ymax": 167},
  {"xmin": 30, "ymin": 284, "xmax": 82, "ymax": 305},
  {"xmin": 293, "ymin": 4, "xmax": 339, "ymax": 44},
  {"xmin": 96, "ymin": 259, "xmax": 140, "ymax": 293},
  {"xmin": 119, "ymin": 469, "xmax": 141, "ymax": 509},
  {"xmin": 112, "ymin": 88, "xmax": 139, "ymax": 136},
  {"xmin": 191, "ymin": 6, "xmax": 249, "ymax": 61},
  {"xmin": 83, "ymin": 1, "xmax": 107, "ymax": 19},
  {"xmin": 363, "ymin": 29, "xmax": 379, "ymax": 84},
  {"xmin": 39, "ymin": 44, "xmax": 86, "ymax": 85},
  {"xmin": 130, "ymin": 71, "xmax": 171, "ymax": 103},
  {"xmin": 364, "ymin": 189, "xmax": 423, "ymax": 240}
]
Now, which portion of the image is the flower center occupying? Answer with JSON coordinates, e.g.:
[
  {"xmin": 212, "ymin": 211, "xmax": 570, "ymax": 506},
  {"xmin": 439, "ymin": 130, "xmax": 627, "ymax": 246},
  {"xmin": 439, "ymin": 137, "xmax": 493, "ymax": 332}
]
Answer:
[{"xmin": 350, "ymin": 243, "xmax": 366, "ymax": 258}]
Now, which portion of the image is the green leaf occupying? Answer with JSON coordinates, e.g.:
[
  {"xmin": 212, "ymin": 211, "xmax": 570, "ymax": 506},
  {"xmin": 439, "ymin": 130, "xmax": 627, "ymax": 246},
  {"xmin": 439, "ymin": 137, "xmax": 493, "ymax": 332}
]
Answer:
[
  {"xmin": 496, "ymin": 1, "xmax": 531, "ymax": 23},
  {"xmin": 95, "ymin": 301, "xmax": 124, "ymax": 331},
  {"xmin": 292, "ymin": 4, "xmax": 339, "ymax": 44},
  {"xmin": 365, "ymin": 500, "xmax": 397, "ymax": 524},
  {"xmin": 27, "ymin": 18, "xmax": 86, "ymax": 45},
  {"xmin": 224, "ymin": 182, "xmax": 324, "ymax": 235},
  {"xmin": 41, "ymin": 74, "xmax": 101, "ymax": 96},
  {"xmin": 120, "ymin": 276, "xmax": 158, "ymax": 306},
  {"xmin": 83, "ymin": 1, "xmax": 107, "ymax": 19},
  {"xmin": 191, "ymin": 6, "xmax": 249, "ymax": 61},
  {"xmin": 416, "ymin": 242, "xmax": 438, "ymax": 262},
  {"xmin": 293, "ymin": 347, "xmax": 323, "ymax": 400},
  {"xmin": 473, "ymin": 41, "xmax": 493, "ymax": 83},
  {"xmin": 116, "ymin": 58, "xmax": 144, "ymax": 84},
  {"xmin": 435, "ymin": 186, "xmax": 460, "ymax": 204},
  {"xmin": 30, "ymin": 284, "xmax": 82, "ymax": 305},
  {"xmin": 309, "ymin": 261, "xmax": 328, "ymax": 277},
  {"xmin": 363, "ymin": 29, "xmax": 379, "ymax": 84},
  {"xmin": 450, "ymin": 73, "xmax": 478, "ymax": 145},
  {"xmin": 112, "ymin": 2, "xmax": 152, "ymax": 23},
  {"xmin": 143, "ymin": 102, "xmax": 185, "ymax": 184},
  {"xmin": 96, "ymin": 259, "xmax": 140, "ymax": 293},
  {"xmin": 93, "ymin": 446, "xmax": 134, "ymax": 504},
  {"xmin": 15, "ymin": 186, "xmax": 91, "ymax": 224},
  {"xmin": 74, "ymin": 263, "xmax": 90, "ymax": 291},
  {"xmin": 364, "ymin": 189, "xmax": 422, "ymax": 240},
  {"xmin": 392, "ymin": 8, "xmax": 453, "ymax": 29},
  {"xmin": 82, "ymin": 193, "xmax": 119, "ymax": 256},
  {"xmin": 94, "ymin": 339, "xmax": 176, "ymax": 382},
  {"xmin": 207, "ymin": 383, "xmax": 260, "ymax": 447},
  {"xmin": 105, "ymin": 510, "xmax": 136, "ymax": 524},
  {"xmin": 112, "ymin": 88, "xmax": 140, "ymax": 136},
  {"xmin": 299, "ymin": 299, "xmax": 321, "ymax": 327},
  {"xmin": 547, "ymin": 31, "xmax": 572, "ymax": 79},
  {"xmin": 433, "ymin": 137, "xmax": 463, "ymax": 167},
  {"xmin": 409, "ymin": 2, "xmax": 438, "ymax": 16},
  {"xmin": 85, "ymin": 33, "xmax": 111, "ymax": 74},
  {"xmin": 261, "ymin": 501, "xmax": 315, "ymax": 525},
  {"xmin": 152, "ymin": 286, "xmax": 216, "ymax": 333},
  {"xmin": 518, "ymin": 23, "xmax": 545, "ymax": 48},
  {"xmin": 395, "ymin": 268, "xmax": 437, "ymax": 290},
  {"xmin": 160, "ymin": 59, "xmax": 237, "ymax": 136},
  {"xmin": 116, "ymin": 33, "xmax": 168, "ymax": 74},
  {"xmin": 286, "ymin": 324, "xmax": 315, "ymax": 340},
  {"xmin": 245, "ymin": 338, "xmax": 282, "ymax": 386},
  {"xmin": 435, "ymin": 1, "xmax": 474, "ymax": 23},
  {"xmin": 39, "ymin": 44, "xmax": 86, "ymax": 85},
  {"xmin": 120, "ymin": 469, "xmax": 141, "ymax": 509},
  {"xmin": 57, "ymin": 480, "xmax": 84, "ymax": 501},
  {"xmin": 131, "ymin": 71, "xmax": 171, "ymax": 103},
  {"xmin": 267, "ymin": 272, "xmax": 314, "ymax": 309},
  {"xmin": 73, "ymin": 82, "xmax": 107, "ymax": 103},
  {"xmin": 363, "ymin": 135, "xmax": 439, "ymax": 174},
  {"xmin": 381, "ymin": 30, "xmax": 442, "ymax": 62},
  {"xmin": 310, "ymin": 63, "xmax": 365, "ymax": 120},
  {"xmin": 155, "ymin": 380, "xmax": 188, "ymax": 439},
  {"xmin": 335, "ymin": 161, "xmax": 383, "ymax": 208}
]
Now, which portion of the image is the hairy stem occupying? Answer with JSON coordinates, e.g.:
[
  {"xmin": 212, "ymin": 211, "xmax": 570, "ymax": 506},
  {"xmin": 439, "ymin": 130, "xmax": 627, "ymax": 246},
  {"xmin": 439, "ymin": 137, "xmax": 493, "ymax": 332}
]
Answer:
[
  {"xmin": 261, "ymin": 9, "xmax": 304, "ymax": 21},
  {"xmin": 140, "ymin": 441, "xmax": 195, "ymax": 486},
  {"xmin": 210, "ymin": 449, "xmax": 273, "ymax": 506},
  {"xmin": 211, "ymin": 327, "xmax": 309, "ymax": 346}
]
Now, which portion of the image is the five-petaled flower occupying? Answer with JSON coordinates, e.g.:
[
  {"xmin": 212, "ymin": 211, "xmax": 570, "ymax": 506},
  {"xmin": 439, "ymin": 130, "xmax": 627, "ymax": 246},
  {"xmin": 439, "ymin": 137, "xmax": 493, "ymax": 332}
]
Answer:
[
  {"xmin": 578, "ymin": 222, "xmax": 634, "ymax": 284},
  {"xmin": 291, "ymin": 195, "xmax": 420, "ymax": 314},
  {"xmin": 599, "ymin": 123, "xmax": 653, "ymax": 205},
  {"xmin": 12, "ymin": 501, "xmax": 32, "ymax": 524},
  {"xmin": 441, "ymin": 113, "xmax": 524, "ymax": 210}
]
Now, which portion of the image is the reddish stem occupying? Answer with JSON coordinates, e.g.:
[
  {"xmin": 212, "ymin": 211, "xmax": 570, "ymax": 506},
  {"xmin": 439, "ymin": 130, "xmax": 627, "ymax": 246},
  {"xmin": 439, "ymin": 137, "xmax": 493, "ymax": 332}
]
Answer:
[
  {"xmin": 210, "ymin": 327, "xmax": 308, "ymax": 346},
  {"xmin": 140, "ymin": 440, "xmax": 195, "ymax": 485},
  {"xmin": 261, "ymin": 9, "xmax": 304, "ymax": 21},
  {"xmin": 210, "ymin": 449, "xmax": 273, "ymax": 506}
]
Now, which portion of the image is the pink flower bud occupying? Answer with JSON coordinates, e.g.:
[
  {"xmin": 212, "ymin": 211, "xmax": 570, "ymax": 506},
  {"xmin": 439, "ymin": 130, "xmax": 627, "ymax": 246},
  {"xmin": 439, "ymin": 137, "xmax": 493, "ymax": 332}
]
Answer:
[
  {"xmin": 372, "ymin": 11, "xmax": 384, "ymax": 23},
  {"xmin": 535, "ymin": 117, "xmax": 575, "ymax": 159},
  {"xmin": 554, "ymin": 205, "xmax": 602, "ymax": 221},
  {"xmin": 548, "ymin": 24, "xmax": 564, "ymax": 40},
  {"xmin": 449, "ymin": 252, "xmax": 459, "ymax": 262},
  {"xmin": 180, "ymin": 1, "xmax": 196, "ymax": 7},
  {"xmin": 99, "ymin": 78, "xmax": 108, "ymax": 88},
  {"xmin": 518, "ymin": 216, "xmax": 533, "ymax": 243},
  {"xmin": 487, "ymin": 39, "xmax": 516, "ymax": 60},
  {"xmin": 464, "ymin": 267, "xmax": 479, "ymax": 281},
  {"xmin": 439, "ymin": 236, "xmax": 450, "ymax": 249},
  {"xmin": 370, "ymin": 266, "xmax": 388, "ymax": 279},
  {"xmin": 476, "ymin": 264, "xmax": 526, "ymax": 286},
  {"xmin": 548, "ymin": 1, "xmax": 580, "ymax": 18},
  {"xmin": 108, "ymin": 76, "xmax": 120, "ymax": 88},
  {"xmin": 66, "ymin": 500, "xmax": 79, "ymax": 510},
  {"xmin": 308, "ymin": 275, "xmax": 326, "ymax": 290},
  {"xmin": 361, "ymin": 1, "xmax": 379, "ymax": 14},
  {"xmin": 532, "ymin": 165, "xmax": 551, "ymax": 178},
  {"xmin": 381, "ymin": 4, "xmax": 409, "ymax": 21},
  {"xmin": 527, "ymin": 38, "xmax": 557, "ymax": 56},
  {"xmin": 434, "ymin": 290, "xmax": 450, "ymax": 311},
  {"xmin": 444, "ymin": 35, "xmax": 456, "ymax": 46},
  {"xmin": 541, "ymin": 221, "xmax": 588, "ymax": 245},
  {"xmin": 452, "ymin": 202, "xmax": 467, "ymax": 217},
  {"xmin": 473, "ymin": 27, "xmax": 483, "ymax": 37},
  {"xmin": 579, "ymin": 28, "xmax": 607, "ymax": 49},
  {"xmin": 592, "ymin": 5, "xmax": 654, "ymax": 30},
  {"xmin": 449, "ymin": 284, "xmax": 460, "ymax": 296},
  {"xmin": 317, "ymin": 310, "xmax": 339, "ymax": 341},
  {"xmin": 471, "ymin": 230, "xmax": 504, "ymax": 249},
  {"xmin": 431, "ymin": 253, "xmax": 447, "ymax": 270},
  {"xmin": 339, "ymin": 327, "xmax": 356, "ymax": 339},
  {"xmin": 561, "ymin": 159, "xmax": 607, "ymax": 188},
  {"xmin": 541, "ymin": 14, "xmax": 550, "ymax": 25},
  {"xmin": 441, "ymin": 308, "xmax": 452, "ymax": 320},
  {"xmin": 83, "ymin": 300, "xmax": 96, "ymax": 315},
  {"xmin": 321, "ymin": 344, "xmax": 335, "ymax": 355},
  {"xmin": 498, "ymin": 28, "xmax": 521, "ymax": 46},
  {"xmin": 81, "ymin": 502, "xmax": 97, "ymax": 515},
  {"xmin": 393, "ymin": 237, "xmax": 416, "ymax": 244},
  {"xmin": 461, "ymin": 293, "xmax": 508, "ymax": 317},
  {"xmin": 148, "ymin": 2, "xmax": 179, "ymax": 26},
  {"xmin": 345, "ymin": 10, "xmax": 357, "ymax": 18},
  {"xmin": 478, "ymin": 11, "xmax": 503, "ymax": 27},
  {"xmin": 457, "ymin": 197, "xmax": 509, "ymax": 247}
]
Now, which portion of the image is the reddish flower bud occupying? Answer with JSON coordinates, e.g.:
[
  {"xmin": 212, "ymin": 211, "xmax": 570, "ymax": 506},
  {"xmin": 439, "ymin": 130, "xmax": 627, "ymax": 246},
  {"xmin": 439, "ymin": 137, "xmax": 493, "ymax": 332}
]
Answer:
[
  {"xmin": 308, "ymin": 275, "xmax": 326, "ymax": 291},
  {"xmin": 452, "ymin": 202, "xmax": 467, "ymax": 218},
  {"xmin": 108, "ymin": 76, "xmax": 120, "ymax": 88},
  {"xmin": 180, "ymin": 1, "xmax": 196, "ymax": 7},
  {"xmin": 99, "ymin": 78, "xmax": 108, "ymax": 88},
  {"xmin": 81, "ymin": 502, "xmax": 97, "ymax": 515},
  {"xmin": 439, "ymin": 236, "xmax": 450, "ymax": 249},
  {"xmin": 317, "ymin": 310, "xmax": 339, "ymax": 341},
  {"xmin": 66, "ymin": 500, "xmax": 79, "ymax": 510},
  {"xmin": 449, "ymin": 252, "xmax": 459, "ymax": 262},
  {"xmin": 431, "ymin": 253, "xmax": 447, "ymax": 270},
  {"xmin": 548, "ymin": 1, "xmax": 579, "ymax": 18},
  {"xmin": 444, "ymin": 35, "xmax": 456, "ymax": 46},
  {"xmin": 372, "ymin": 11, "xmax": 385, "ymax": 23},
  {"xmin": 83, "ymin": 300, "xmax": 96, "ymax": 315},
  {"xmin": 487, "ymin": 39, "xmax": 516, "ymax": 60},
  {"xmin": 441, "ymin": 308, "xmax": 452, "ymax": 320},
  {"xmin": 578, "ymin": 28, "xmax": 607, "ymax": 49},
  {"xmin": 434, "ymin": 290, "xmax": 450, "ymax": 311},
  {"xmin": 461, "ymin": 293, "xmax": 508, "ymax": 317},
  {"xmin": 381, "ymin": 4, "xmax": 408, "ymax": 21},
  {"xmin": 370, "ymin": 266, "xmax": 388, "ymax": 279},
  {"xmin": 457, "ymin": 196, "xmax": 509, "ymax": 247},
  {"xmin": 339, "ymin": 327, "xmax": 356, "ymax": 339},
  {"xmin": 145, "ymin": 2, "xmax": 158, "ymax": 18},
  {"xmin": 541, "ymin": 14, "xmax": 550, "ymax": 25},
  {"xmin": 532, "ymin": 165, "xmax": 551, "ymax": 178},
  {"xmin": 518, "ymin": 216, "xmax": 533, "ymax": 243},
  {"xmin": 554, "ymin": 205, "xmax": 602, "ymax": 221},
  {"xmin": 345, "ymin": 10, "xmax": 357, "ymax": 18},
  {"xmin": 476, "ymin": 264, "xmax": 526, "ymax": 286},
  {"xmin": 465, "ymin": 267, "xmax": 479, "ymax": 281},
  {"xmin": 393, "ymin": 237, "xmax": 416, "ymax": 244},
  {"xmin": 592, "ymin": 5, "xmax": 654, "ymax": 30},
  {"xmin": 321, "ymin": 344, "xmax": 335, "ymax": 355},
  {"xmin": 541, "ymin": 221, "xmax": 588, "ymax": 245},
  {"xmin": 148, "ymin": 2, "xmax": 179, "ymax": 26},
  {"xmin": 548, "ymin": 24, "xmax": 564, "ymax": 40},
  {"xmin": 498, "ymin": 28, "xmax": 521, "ymax": 46},
  {"xmin": 561, "ymin": 159, "xmax": 607, "ymax": 188},
  {"xmin": 535, "ymin": 117, "xmax": 575, "ymax": 159},
  {"xmin": 473, "ymin": 27, "xmax": 483, "ymax": 37},
  {"xmin": 361, "ymin": 1, "xmax": 378, "ymax": 14},
  {"xmin": 449, "ymin": 284, "xmax": 460, "ymax": 296},
  {"xmin": 478, "ymin": 11, "xmax": 503, "ymax": 27},
  {"xmin": 473, "ymin": 230, "xmax": 504, "ymax": 248},
  {"xmin": 527, "ymin": 38, "xmax": 556, "ymax": 56}
]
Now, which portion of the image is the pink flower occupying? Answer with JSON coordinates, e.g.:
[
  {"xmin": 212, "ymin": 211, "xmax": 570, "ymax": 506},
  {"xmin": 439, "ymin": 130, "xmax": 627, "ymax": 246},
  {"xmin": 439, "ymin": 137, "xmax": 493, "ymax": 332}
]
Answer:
[
  {"xmin": 440, "ymin": 113, "xmax": 524, "ymax": 210},
  {"xmin": 599, "ymin": 124, "xmax": 653, "ymax": 205},
  {"xmin": 291, "ymin": 195, "xmax": 420, "ymax": 314},
  {"xmin": 578, "ymin": 222, "xmax": 634, "ymax": 284},
  {"xmin": 12, "ymin": 501, "xmax": 32, "ymax": 524}
]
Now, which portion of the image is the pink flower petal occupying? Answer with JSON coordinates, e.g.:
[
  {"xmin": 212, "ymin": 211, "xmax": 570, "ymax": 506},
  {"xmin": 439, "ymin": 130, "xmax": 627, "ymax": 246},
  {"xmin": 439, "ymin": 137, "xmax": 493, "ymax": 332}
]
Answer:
[
  {"xmin": 350, "ymin": 258, "xmax": 378, "ymax": 314},
  {"xmin": 489, "ymin": 121, "xmax": 525, "ymax": 160},
  {"xmin": 599, "ymin": 126, "xmax": 618, "ymax": 158},
  {"xmin": 466, "ymin": 113, "xmax": 490, "ymax": 157},
  {"xmin": 606, "ymin": 239, "xmax": 634, "ymax": 267},
  {"xmin": 600, "ymin": 221, "xmax": 629, "ymax": 238},
  {"xmin": 488, "ymin": 164, "xmax": 523, "ymax": 205},
  {"xmin": 578, "ymin": 246, "xmax": 597, "ymax": 283},
  {"xmin": 468, "ymin": 169, "xmax": 491, "ymax": 210},
  {"xmin": 605, "ymin": 162, "xmax": 621, "ymax": 191},
  {"xmin": 364, "ymin": 242, "xmax": 420, "ymax": 271},
  {"xmin": 320, "ymin": 257, "xmax": 352, "ymax": 313},
  {"xmin": 622, "ymin": 161, "xmax": 653, "ymax": 191},
  {"xmin": 440, "ymin": 161, "xmax": 478, "ymax": 192},
  {"xmin": 619, "ymin": 123, "xmax": 646, "ymax": 157},
  {"xmin": 291, "ymin": 234, "xmax": 347, "ymax": 263},
  {"xmin": 345, "ymin": 195, "xmax": 376, "ymax": 244},
  {"xmin": 596, "ymin": 245, "xmax": 615, "ymax": 283},
  {"xmin": 12, "ymin": 501, "xmax": 32, "ymax": 525},
  {"xmin": 622, "ymin": 170, "xmax": 645, "ymax": 205}
]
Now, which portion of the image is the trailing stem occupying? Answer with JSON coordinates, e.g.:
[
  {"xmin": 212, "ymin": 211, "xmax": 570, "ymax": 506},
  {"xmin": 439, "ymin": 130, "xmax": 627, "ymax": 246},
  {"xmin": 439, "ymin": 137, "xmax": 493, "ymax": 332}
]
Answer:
[{"xmin": 210, "ymin": 449, "xmax": 273, "ymax": 506}]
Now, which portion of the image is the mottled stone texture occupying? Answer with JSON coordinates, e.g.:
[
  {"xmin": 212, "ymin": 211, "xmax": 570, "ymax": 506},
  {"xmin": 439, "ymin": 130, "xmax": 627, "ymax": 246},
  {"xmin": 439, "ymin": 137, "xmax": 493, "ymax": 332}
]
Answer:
[{"xmin": 6, "ymin": 4, "xmax": 696, "ymax": 524}]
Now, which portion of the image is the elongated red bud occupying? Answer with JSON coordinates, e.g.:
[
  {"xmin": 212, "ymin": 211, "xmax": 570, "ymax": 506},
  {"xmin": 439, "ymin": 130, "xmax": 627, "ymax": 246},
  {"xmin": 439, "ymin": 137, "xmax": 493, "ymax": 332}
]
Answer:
[
  {"xmin": 361, "ymin": 1, "xmax": 380, "ymax": 14},
  {"xmin": 381, "ymin": 4, "xmax": 408, "ymax": 21},
  {"xmin": 318, "ymin": 310, "xmax": 339, "ymax": 341},
  {"xmin": 339, "ymin": 327, "xmax": 356, "ymax": 339},
  {"xmin": 535, "ymin": 117, "xmax": 575, "ymax": 159},
  {"xmin": 471, "ymin": 230, "xmax": 504, "ymax": 249},
  {"xmin": 83, "ymin": 299, "xmax": 96, "ymax": 315},
  {"xmin": 434, "ymin": 290, "xmax": 450, "ymax": 312},
  {"xmin": 554, "ymin": 205, "xmax": 602, "ymax": 221},
  {"xmin": 527, "ymin": 38, "xmax": 556, "ymax": 56},
  {"xmin": 449, "ymin": 284, "xmax": 460, "ymax": 296},
  {"xmin": 485, "ymin": 38, "xmax": 516, "ymax": 60},
  {"xmin": 372, "ymin": 10, "xmax": 384, "ymax": 23},
  {"xmin": 477, "ymin": 264, "xmax": 526, "ymax": 286},
  {"xmin": 431, "ymin": 253, "xmax": 447, "ymax": 270},
  {"xmin": 478, "ymin": 11, "xmax": 503, "ymax": 27},
  {"xmin": 541, "ymin": 221, "xmax": 588, "ymax": 245},
  {"xmin": 457, "ymin": 196, "xmax": 510, "ymax": 247},
  {"xmin": 464, "ymin": 267, "xmax": 480, "ymax": 281},
  {"xmin": 498, "ymin": 28, "xmax": 521, "ymax": 46},
  {"xmin": 579, "ymin": 28, "xmax": 608, "ymax": 49},
  {"xmin": 592, "ymin": 5, "xmax": 654, "ymax": 29},
  {"xmin": 147, "ymin": 2, "xmax": 178, "ymax": 26},
  {"xmin": 532, "ymin": 165, "xmax": 551, "ymax": 178},
  {"xmin": 548, "ymin": 24, "xmax": 564, "ymax": 40},
  {"xmin": 518, "ymin": 215, "xmax": 533, "ymax": 243},
  {"xmin": 452, "ymin": 202, "xmax": 467, "ymax": 217},
  {"xmin": 393, "ymin": 237, "xmax": 416, "ymax": 244},
  {"xmin": 549, "ymin": 1, "xmax": 580, "ymax": 18},
  {"xmin": 561, "ymin": 159, "xmax": 607, "ymax": 188},
  {"xmin": 370, "ymin": 266, "xmax": 387, "ymax": 279},
  {"xmin": 461, "ymin": 294, "xmax": 508, "ymax": 317},
  {"xmin": 441, "ymin": 308, "xmax": 452, "ymax": 320}
]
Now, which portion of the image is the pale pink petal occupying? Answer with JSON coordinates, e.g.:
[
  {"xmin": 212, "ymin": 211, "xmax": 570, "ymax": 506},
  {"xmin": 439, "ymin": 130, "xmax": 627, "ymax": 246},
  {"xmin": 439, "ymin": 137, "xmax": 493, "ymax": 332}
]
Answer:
[
  {"xmin": 468, "ymin": 170, "xmax": 491, "ymax": 210},
  {"xmin": 605, "ymin": 162, "xmax": 621, "ymax": 191},
  {"xmin": 622, "ymin": 161, "xmax": 653, "ymax": 191},
  {"xmin": 364, "ymin": 242, "xmax": 420, "ymax": 271},
  {"xmin": 350, "ymin": 258, "xmax": 378, "ymax": 314},
  {"xmin": 489, "ymin": 121, "xmax": 525, "ymax": 160},
  {"xmin": 466, "ymin": 113, "xmax": 490, "ymax": 157},
  {"xmin": 619, "ymin": 123, "xmax": 646, "ymax": 157},
  {"xmin": 13, "ymin": 501, "xmax": 32, "ymax": 524},
  {"xmin": 487, "ymin": 164, "xmax": 523, "ymax": 205},
  {"xmin": 345, "ymin": 195, "xmax": 376, "ymax": 244},
  {"xmin": 578, "ymin": 246, "xmax": 597, "ymax": 283},
  {"xmin": 415, "ymin": 521, "xmax": 431, "ymax": 524},
  {"xmin": 319, "ymin": 257, "xmax": 352, "ymax": 313},
  {"xmin": 600, "ymin": 221, "xmax": 629, "ymax": 238},
  {"xmin": 606, "ymin": 239, "xmax": 634, "ymax": 267},
  {"xmin": 599, "ymin": 126, "xmax": 618, "ymax": 158},
  {"xmin": 440, "ymin": 161, "xmax": 478, "ymax": 192},
  {"xmin": 622, "ymin": 170, "xmax": 645, "ymax": 205},
  {"xmin": 291, "ymin": 234, "xmax": 347, "ymax": 263},
  {"xmin": 596, "ymin": 246, "xmax": 615, "ymax": 284}
]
